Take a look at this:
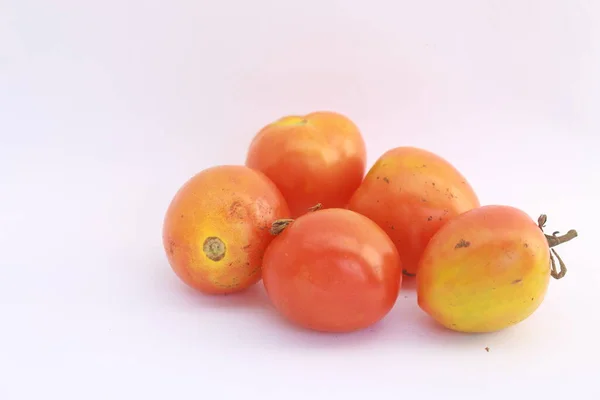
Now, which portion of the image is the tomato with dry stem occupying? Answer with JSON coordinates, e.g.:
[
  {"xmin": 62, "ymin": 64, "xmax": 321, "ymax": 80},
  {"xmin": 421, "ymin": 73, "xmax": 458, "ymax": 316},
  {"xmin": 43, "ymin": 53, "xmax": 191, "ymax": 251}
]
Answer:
[
  {"xmin": 245, "ymin": 111, "xmax": 367, "ymax": 218},
  {"xmin": 162, "ymin": 165, "xmax": 290, "ymax": 295},
  {"xmin": 347, "ymin": 146, "xmax": 480, "ymax": 276},
  {"xmin": 261, "ymin": 207, "xmax": 403, "ymax": 333},
  {"xmin": 417, "ymin": 205, "xmax": 577, "ymax": 333}
]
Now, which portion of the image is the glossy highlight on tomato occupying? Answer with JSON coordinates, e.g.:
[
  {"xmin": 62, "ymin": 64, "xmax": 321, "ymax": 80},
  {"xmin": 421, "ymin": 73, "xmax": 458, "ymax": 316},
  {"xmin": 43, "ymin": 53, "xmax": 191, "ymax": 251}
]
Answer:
[
  {"xmin": 245, "ymin": 111, "xmax": 367, "ymax": 218},
  {"xmin": 162, "ymin": 165, "xmax": 290, "ymax": 295},
  {"xmin": 347, "ymin": 146, "xmax": 480, "ymax": 276},
  {"xmin": 261, "ymin": 208, "xmax": 403, "ymax": 332}
]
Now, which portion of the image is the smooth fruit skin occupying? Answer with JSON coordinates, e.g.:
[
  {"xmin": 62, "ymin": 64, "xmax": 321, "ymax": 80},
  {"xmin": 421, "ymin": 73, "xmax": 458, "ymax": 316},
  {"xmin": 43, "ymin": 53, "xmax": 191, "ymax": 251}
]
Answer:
[
  {"xmin": 162, "ymin": 165, "xmax": 290, "ymax": 295},
  {"xmin": 245, "ymin": 111, "xmax": 367, "ymax": 218},
  {"xmin": 417, "ymin": 205, "xmax": 551, "ymax": 333},
  {"xmin": 262, "ymin": 208, "xmax": 403, "ymax": 333},
  {"xmin": 347, "ymin": 146, "xmax": 480, "ymax": 276}
]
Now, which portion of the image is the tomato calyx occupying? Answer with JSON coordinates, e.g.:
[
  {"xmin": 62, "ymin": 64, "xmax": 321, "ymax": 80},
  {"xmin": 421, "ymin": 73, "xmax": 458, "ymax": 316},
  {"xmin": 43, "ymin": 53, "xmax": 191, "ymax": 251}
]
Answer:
[
  {"xmin": 307, "ymin": 203, "xmax": 323, "ymax": 212},
  {"xmin": 270, "ymin": 219, "xmax": 295, "ymax": 235},
  {"xmin": 537, "ymin": 214, "xmax": 578, "ymax": 280},
  {"xmin": 269, "ymin": 203, "xmax": 323, "ymax": 235}
]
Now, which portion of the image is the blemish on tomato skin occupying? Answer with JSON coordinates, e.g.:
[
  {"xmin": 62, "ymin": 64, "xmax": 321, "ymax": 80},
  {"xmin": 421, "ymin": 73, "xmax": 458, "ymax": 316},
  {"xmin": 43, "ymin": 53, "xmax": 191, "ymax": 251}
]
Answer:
[
  {"xmin": 512, "ymin": 278, "xmax": 522, "ymax": 284},
  {"xmin": 383, "ymin": 177, "xmax": 390, "ymax": 184},
  {"xmin": 167, "ymin": 239, "xmax": 176, "ymax": 256},
  {"xmin": 229, "ymin": 201, "xmax": 246, "ymax": 219},
  {"xmin": 455, "ymin": 239, "xmax": 471, "ymax": 249},
  {"xmin": 248, "ymin": 265, "xmax": 261, "ymax": 276}
]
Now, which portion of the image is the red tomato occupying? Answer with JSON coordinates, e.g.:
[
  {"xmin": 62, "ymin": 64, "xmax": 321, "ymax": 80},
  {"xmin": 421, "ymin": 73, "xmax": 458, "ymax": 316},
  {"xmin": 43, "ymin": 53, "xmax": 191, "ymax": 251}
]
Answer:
[
  {"xmin": 245, "ymin": 111, "xmax": 367, "ymax": 218},
  {"xmin": 261, "ymin": 208, "xmax": 403, "ymax": 332},
  {"xmin": 347, "ymin": 146, "xmax": 480, "ymax": 276}
]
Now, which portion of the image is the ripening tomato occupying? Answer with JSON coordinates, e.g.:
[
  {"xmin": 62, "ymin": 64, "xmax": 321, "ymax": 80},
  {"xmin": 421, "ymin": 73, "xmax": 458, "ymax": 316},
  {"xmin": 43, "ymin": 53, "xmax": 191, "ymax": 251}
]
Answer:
[
  {"xmin": 347, "ymin": 146, "xmax": 480, "ymax": 276},
  {"xmin": 245, "ymin": 111, "xmax": 367, "ymax": 218},
  {"xmin": 417, "ymin": 205, "xmax": 577, "ymax": 333},
  {"xmin": 162, "ymin": 165, "xmax": 290, "ymax": 295},
  {"xmin": 261, "ymin": 208, "xmax": 403, "ymax": 333}
]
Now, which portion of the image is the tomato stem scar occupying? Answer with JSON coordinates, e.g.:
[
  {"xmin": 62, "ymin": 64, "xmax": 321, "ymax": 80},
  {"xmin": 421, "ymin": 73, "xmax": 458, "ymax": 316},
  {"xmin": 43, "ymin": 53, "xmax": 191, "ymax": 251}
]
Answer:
[
  {"xmin": 203, "ymin": 236, "xmax": 226, "ymax": 261},
  {"xmin": 537, "ymin": 214, "xmax": 578, "ymax": 280}
]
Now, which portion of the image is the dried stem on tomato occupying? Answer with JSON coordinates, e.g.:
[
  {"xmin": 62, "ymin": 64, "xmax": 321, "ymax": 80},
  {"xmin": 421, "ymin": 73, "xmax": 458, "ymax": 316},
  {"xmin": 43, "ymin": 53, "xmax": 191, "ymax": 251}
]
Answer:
[
  {"xmin": 537, "ymin": 214, "xmax": 578, "ymax": 280},
  {"xmin": 270, "ymin": 203, "xmax": 323, "ymax": 235}
]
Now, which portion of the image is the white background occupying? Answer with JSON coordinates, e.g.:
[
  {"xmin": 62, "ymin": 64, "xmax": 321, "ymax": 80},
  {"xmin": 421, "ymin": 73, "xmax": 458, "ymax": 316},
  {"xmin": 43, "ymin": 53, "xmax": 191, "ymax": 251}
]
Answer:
[{"xmin": 2, "ymin": 1, "xmax": 599, "ymax": 399}]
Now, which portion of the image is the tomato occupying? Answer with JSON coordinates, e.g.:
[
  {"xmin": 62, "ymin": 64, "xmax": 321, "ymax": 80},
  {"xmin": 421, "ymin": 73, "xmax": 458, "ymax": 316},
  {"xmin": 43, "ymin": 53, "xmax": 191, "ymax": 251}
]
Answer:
[
  {"xmin": 347, "ymin": 146, "xmax": 480, "ymax": 276},
  {"xmin": 417, "ymin": 205, "xmax": 577, "ymax": 333},
  {"xmin": 162, "ymin": 165, "xmax": 290, "ymax": 295},
  {"xmin": 245, "ymin": 111, "xmax": 367, "ymax": 218},
  {"xmin": 261, "ymin": 208, "xmax": 402, "ymax": 332}
]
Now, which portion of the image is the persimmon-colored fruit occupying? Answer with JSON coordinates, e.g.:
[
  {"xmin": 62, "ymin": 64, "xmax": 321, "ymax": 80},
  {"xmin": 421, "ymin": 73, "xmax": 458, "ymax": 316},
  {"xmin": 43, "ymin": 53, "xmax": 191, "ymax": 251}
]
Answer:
[
  {"xmin": 245, "ymin": 111, "xmax": 367, "ymax": 218},
  {"xmin": 261, "ymin": 207, "xmax": 402, "ymax": 333},
  {"xmin": 347, "ymin": 146, "xmax": 480, "ymax": 276},
  {"xmin": 162, "ymin": 165, "xmax": 290, "ymax": 295},
  {"xmin": 417, "ymin": 205, "xmax": 577, "ymax": 333}
]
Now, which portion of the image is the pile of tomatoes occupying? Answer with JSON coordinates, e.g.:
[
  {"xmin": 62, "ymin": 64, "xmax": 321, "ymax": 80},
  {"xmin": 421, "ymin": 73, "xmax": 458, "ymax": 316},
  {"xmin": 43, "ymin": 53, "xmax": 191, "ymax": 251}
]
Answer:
[{"xmin": 162, "ymin": 111, "xmax": 577, "ymax": 334}]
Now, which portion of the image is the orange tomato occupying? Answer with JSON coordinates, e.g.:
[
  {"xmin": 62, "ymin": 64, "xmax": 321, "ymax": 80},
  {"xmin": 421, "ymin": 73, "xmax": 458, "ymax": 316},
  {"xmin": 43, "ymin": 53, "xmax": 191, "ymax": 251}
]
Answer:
[
  {"xmin": 261, "ymin": 208, "xmax": 402, "ymax": 332},
  {"xmin": 162, "ymin": 165, "xmax": 290, "ymax": 295},
  {"xmin": 417, "ymin": 205, "xmax": 577, "ymax": 333},
  {"xmin": 347, "ymin": 146, "xmax": 480, "ymax": 276},
  {"xmin": 245, "ymin": 111, "xmax": 367, "ymax": 218}
]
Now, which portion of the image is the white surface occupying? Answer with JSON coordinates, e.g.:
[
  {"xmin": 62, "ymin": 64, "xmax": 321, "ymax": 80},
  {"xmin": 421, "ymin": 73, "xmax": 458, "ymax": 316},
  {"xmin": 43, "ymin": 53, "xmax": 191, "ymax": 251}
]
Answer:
[{"xmin": 2, "ymin": 1, "xmax": 599, "ymax": 399}]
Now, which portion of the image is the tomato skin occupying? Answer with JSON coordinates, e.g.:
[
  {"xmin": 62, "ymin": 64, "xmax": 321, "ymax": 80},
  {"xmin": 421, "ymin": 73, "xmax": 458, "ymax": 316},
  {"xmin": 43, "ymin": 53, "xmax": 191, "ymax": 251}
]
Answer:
[
  {"xmin": 417, "ymin": 205, "xmax": 551, "ymax": 333},
  {"xmin": 262, "ymin": 208, "xmax": 403, "ymax": 332},
  {"xmin": 245, "ymin": 111, "xmax": 367, "ymax": 218},
  {"xmin": 162, "ymin": 165, "xmax": 290, "ymax": 295},
  {"xmin": 347, "ymin": 146, "xmax": 480, "ymax": 276}
]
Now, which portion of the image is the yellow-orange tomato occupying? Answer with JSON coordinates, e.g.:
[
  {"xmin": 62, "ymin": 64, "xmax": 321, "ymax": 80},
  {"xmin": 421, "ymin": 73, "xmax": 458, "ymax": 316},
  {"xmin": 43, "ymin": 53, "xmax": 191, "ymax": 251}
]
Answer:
[
  {"xmin": 245, "ymin": 111, "xmax": 367, "ymax": 218},
  {"xmin": 162, "ymin": 165, "xmax": 290, "ymax": 295},
  {"xmin": 347, "ymin": 146, "xmax": 480, "ymax": 276},
  {"xmin": 417, "ymin": 205, "xmax": 553, "ymax": 333}
]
